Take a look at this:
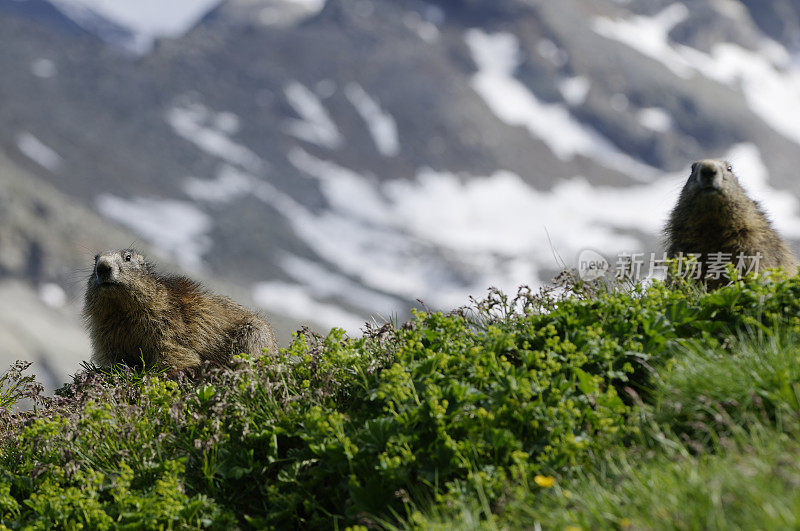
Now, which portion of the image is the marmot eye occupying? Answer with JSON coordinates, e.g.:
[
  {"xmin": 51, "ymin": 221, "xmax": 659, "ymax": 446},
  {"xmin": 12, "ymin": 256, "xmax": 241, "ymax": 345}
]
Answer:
[
  {"xmin": 124, "ymin": 253, "xmax": 132, "ymax": 262},
  {"xmin": 726, "ymin": 164, "xmax": 733, "ymax": 172}
]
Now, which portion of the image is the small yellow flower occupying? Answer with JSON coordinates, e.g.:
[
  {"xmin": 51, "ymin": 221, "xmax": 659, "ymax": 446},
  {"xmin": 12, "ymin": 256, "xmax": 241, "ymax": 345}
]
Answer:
[
  {"xmin": 534, "ymin": 475, "xmax": 556, "ymax": 488},
  {"xmin": 620, "ymin": 518, "xmax": 632, "ymax": 529},
  {"xmin": 565, "ymin": 526, "xmax": 582, "ymax": 531}
]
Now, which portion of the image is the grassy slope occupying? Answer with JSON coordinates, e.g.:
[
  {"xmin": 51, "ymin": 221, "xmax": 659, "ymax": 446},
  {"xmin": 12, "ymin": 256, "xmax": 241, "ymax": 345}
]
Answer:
[
  {"xmin": 422, "ymin": 329, "xmax": 800, "ymax": 530},
  {"xmin": 2, "ymin": 272, "xmax": 800, "ymax": 529}
]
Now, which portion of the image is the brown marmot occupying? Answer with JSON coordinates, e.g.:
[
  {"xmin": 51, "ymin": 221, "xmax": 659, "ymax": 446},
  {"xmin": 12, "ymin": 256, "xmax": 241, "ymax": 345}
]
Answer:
[
  {"xmin": 84, "ymin": 249, "xmax": 277, "ymax": 369},
  {"xmin": 664, "ymin": 159, "xmax": 797, "ymax": 288}
]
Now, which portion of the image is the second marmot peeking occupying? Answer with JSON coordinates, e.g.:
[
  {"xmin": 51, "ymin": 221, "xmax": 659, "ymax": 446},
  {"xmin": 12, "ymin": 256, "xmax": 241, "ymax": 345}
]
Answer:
[
  {"xmin": 84, "ymin": 249, "xmax": 276, "ymax": 369},
  {"xmin": 664, "ymin": 159, "xmax": 797, "ymax": 288}
]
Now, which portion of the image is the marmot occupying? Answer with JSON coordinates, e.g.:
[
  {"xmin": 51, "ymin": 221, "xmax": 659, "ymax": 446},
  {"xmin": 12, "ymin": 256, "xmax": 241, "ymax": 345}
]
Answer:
[
  {"xmin": 84, "ymin": 249, "xmax": 277, "ymax": 369},
  {"xmin": 664, "ymin": 159, "xmax": 797, "ymax": 289}
]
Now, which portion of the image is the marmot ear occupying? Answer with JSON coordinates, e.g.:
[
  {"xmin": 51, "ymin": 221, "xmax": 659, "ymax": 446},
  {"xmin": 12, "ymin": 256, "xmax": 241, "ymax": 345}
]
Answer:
[{"xmin": 690, "ymin": 162, "xmax": 698, "ymax": 173}]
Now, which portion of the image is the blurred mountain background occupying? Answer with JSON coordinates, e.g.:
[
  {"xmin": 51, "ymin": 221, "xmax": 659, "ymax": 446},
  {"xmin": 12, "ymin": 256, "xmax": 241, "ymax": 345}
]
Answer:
[{"xmin": 2, "ymin": 0, "xmax": 800, "ymax": 389}]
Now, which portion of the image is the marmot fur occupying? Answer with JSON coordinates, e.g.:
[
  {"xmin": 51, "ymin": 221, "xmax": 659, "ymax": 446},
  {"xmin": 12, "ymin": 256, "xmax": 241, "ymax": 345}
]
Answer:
[
  {"xmin": 664, "ymin": 159, "xmax": 797, "ymax": 288},
  {"xmin": 84, "ymin": 249, "xmax": 276, "ymax": 369}
]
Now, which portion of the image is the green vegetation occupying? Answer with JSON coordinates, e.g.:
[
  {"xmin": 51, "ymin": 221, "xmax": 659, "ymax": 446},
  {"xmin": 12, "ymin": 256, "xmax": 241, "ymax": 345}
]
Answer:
[{"xmin": 2, "ymin": 270, "xmax": 800, "ymax": 529}]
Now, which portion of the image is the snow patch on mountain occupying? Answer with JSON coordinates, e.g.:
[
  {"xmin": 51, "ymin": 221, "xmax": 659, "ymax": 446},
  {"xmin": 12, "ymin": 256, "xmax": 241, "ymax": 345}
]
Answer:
[
  {"xmin": 725, "ymin": 144, "xmax": 800, "ymax": 238},
  {"xmin": 279, "ymin": 253, "xmax": 401, "ymax": 316},
  {"xmin": 47, "ymin": 0, "xmax": 222, "ymax": 52},
  {"xmin": 283, "ymin": 0, "xmax": 325, "ymax": 10},
  {"xmin": 252, "ymin": 281, "xmax": 367, "ymax": 334},
  {"xmin": 158, "ymin": 135, "xmax": 800, "ymax": 325},
  {"xmin": 38, "ymin": 283, "xmax": 67, "ymax": 309},
  {"xmin": 386, "ymin": 168, "xmax": 657, "ymax": 272},
  {"xmin": 701, "ymin": 45, "xmax": 800, "ymax": 147},
  {"xmin": 285, "ymin": 143, "xmax": 800, "ymax": 307},
  {"xmin": 184, "ymin": 166, "xmax": 254, "ymax": 203},
  {"xmin": 595, "ymin": 4, "xmax": 800, "ymax": 146},
  {"xmin": 464, "ymin": 28, "xmax": 656, "ymax": 182},
  {"xmin": 242, "ymin": 0, "xmax": 328, "ymax": 27},
  {"xmin": 16, "ymin": 133, "xmax": 62, "ymax": 172},
  {"xmin": 558, "ymin": 76, "xmax": 590, "ymax": 106},
  {"xmin": 345, "ymin": 83, "xmax": 400, "ymax": 157},
  {"xmin": 166, "ymin": 103, "xmax": 263, "ymax": 172},
  {"xmin": 96, "ymin": 195, "xmax": 212, "ymax": 272},
  {"xmin": 283, "ymin": 82, "xmax": 343, "ymax": 149},
  {"xmin": 593, "ymin": 4, "xmax": 692, "ymax": 77},
  {"xmin": 403, "ymin": 9, "xmax": 440, "ymax": 42},
  {"xmin": 288, "ymin": 148, "xmax": 389, "ymax": 222},
  {"xmin": 637, "ymin": 107, "xmax": 672, "ymax": 132},
  {"xmin": 181, "ymin": 164, "xmax": 430, "ymax": 308},
  {"xmin": 181, "ymin": 158, "xmax": 472, "ymax": 307},
  {"xmin": 160, "ymin": 76, "xmax": 800, "ymax": 319}
]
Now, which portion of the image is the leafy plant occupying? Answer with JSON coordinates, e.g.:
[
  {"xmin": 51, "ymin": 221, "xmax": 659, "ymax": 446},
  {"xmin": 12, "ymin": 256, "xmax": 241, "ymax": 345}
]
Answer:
[{"xmin": 2, "ymin": 270, "xmax": 800, "ymax": 528}]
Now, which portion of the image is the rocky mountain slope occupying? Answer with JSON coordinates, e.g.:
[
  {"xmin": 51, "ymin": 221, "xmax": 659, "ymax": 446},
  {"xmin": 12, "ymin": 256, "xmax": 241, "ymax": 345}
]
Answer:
[{"xmin": 2, "ymin": 0, "xmax": 800, "ymax": 383}]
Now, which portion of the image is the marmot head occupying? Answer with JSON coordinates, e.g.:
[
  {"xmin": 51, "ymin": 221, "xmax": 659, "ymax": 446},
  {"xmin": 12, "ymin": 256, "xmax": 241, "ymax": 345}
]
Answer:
[
  {"xmin": 88, "ymin": 249, "xmax": 153, "ymax": 291},
  {"xmin": 680, "ymin": 159, "xmax": 742, "ymax": 203}
]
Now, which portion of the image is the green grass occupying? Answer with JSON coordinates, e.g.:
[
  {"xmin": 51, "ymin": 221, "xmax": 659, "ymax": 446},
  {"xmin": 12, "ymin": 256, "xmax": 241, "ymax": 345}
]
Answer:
[
  {"xmin": 3, "ymin": 271, "xmax": 800, "ymax": 529},
  {"xmin": 652, "ymin": 328, "xmax": 800, "ymax": 441},
  {"xmin": 525, "ymin": 429, "xmax": 800, "ymax": 530},
  {"xmin": 417, "ymin": 328, "xmax": 800, "ymax": 530}
]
